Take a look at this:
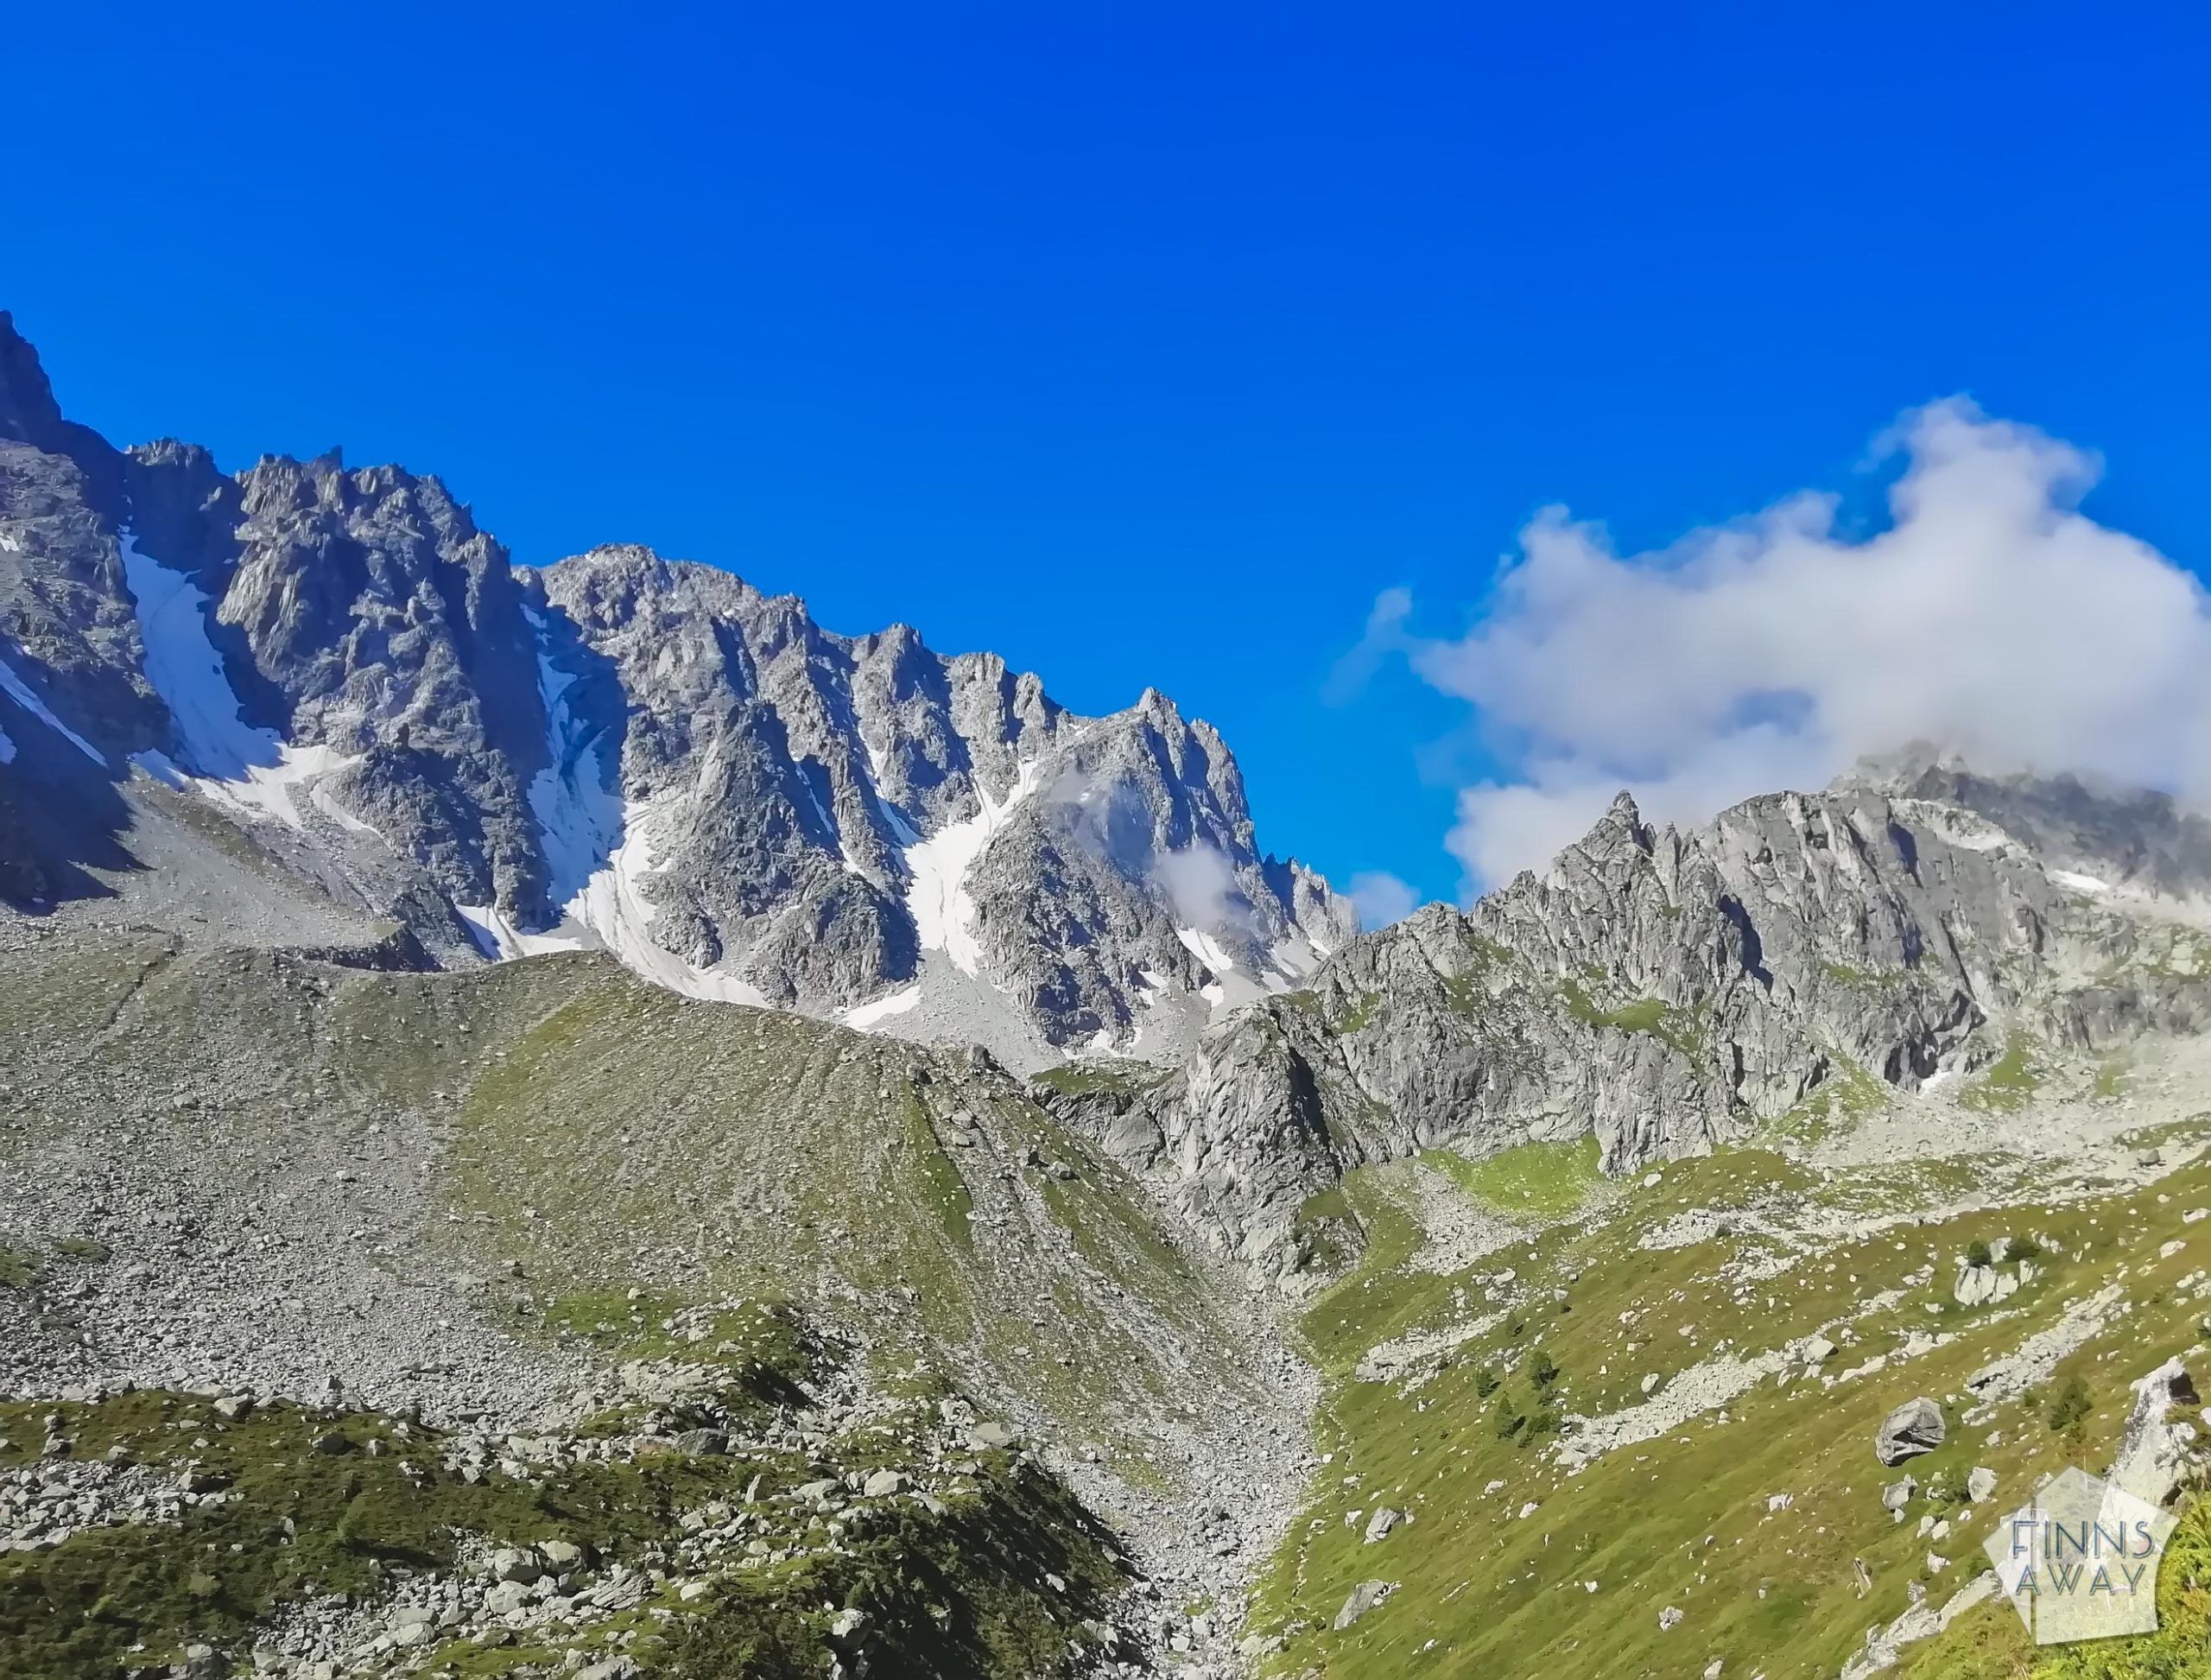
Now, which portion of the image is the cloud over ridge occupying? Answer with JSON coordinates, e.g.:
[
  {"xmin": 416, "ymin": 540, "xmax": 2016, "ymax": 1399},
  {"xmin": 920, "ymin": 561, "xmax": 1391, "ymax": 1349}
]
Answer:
[{"xmin": 1369, "ymin": 399, "xmax": 2211, "ymax": 895}]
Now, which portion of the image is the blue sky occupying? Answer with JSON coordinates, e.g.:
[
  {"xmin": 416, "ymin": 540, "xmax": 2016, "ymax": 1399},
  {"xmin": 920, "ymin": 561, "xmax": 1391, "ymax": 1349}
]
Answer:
[{"xmin": 13, "ymin": 3, "xmax": 2211, "ymax": 910}]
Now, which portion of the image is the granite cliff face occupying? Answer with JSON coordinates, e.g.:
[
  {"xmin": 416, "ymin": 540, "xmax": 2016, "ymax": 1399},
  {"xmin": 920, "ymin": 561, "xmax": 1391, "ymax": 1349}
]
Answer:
[
  {"xmin": 0, "ymin": 314, "xmax": 1352, "ymax": 1062},
  {"xmin": 1054, "ymin": 762, "xmax": 2211, "ymax": 1281}
]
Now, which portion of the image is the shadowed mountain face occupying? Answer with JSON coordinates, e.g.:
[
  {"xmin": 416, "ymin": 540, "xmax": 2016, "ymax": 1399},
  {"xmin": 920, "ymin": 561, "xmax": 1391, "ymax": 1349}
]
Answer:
[{"xmin": 0, "ymin": 313, "xmax": 1353, "ymax": 1067}]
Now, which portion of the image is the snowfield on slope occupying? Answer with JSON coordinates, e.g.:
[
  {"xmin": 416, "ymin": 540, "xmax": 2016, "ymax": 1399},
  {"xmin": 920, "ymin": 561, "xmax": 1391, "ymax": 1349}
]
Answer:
[{"xmin": 119, "ymin": 537, "xmax": 360, "ymax": 827}]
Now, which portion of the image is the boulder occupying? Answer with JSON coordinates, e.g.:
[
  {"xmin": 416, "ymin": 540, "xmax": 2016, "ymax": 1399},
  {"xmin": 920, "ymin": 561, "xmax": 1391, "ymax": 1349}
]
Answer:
[
  {"xmin": 2110, "ymin": 1357, "xmax": 2202, "ymax": 1506},
  {"xmin": 1364, "ymin": 1507, "xmax": 1400, "ymax": 1544},
  {"xmin": 488, "ymin": 1547, "xmax": 542, "ymax": 1584},
  {"xmin": 1875, "ymin": 1399, "xmax": 1945, "ymax": 1466},
  {"xmin": 1333, "ymin": 1579, "xmax": 1397, "ymax": 1631}
]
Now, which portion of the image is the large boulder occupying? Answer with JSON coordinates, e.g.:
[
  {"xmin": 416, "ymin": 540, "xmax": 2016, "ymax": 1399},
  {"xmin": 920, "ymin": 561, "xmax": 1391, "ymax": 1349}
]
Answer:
[
  {"xmin": 1874, "ymin": 1398, "xmax": 1946, "ymax": 1466},
  {"xmin": 2109, "ymin": 1357, "xmax": 2201, "ymax": 1506},
  {"xmin": 1333, "ymin": 1579, "xmax": 1397, "ymax": 1631}
]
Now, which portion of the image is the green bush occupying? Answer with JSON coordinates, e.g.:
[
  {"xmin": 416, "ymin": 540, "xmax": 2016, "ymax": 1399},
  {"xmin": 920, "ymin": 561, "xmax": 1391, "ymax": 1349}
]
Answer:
[
  {"xmin": 1492, "ymin": 1395, "xmax": 1527, "ymax": 1441},
  {"xmin": 2047, "ymin": 1373, "xmax": 2092, "ymax": 1438}
]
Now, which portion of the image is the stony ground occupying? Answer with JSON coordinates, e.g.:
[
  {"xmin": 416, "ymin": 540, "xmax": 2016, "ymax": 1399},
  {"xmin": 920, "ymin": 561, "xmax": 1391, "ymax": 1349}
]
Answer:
[
  {"xmin": 8, "ymin": 895, "xmax": 2211, "ymax": 1680},
  {"xmin": 0, "ymin": 913, "xmax": 1316, "ymax": 1677}
]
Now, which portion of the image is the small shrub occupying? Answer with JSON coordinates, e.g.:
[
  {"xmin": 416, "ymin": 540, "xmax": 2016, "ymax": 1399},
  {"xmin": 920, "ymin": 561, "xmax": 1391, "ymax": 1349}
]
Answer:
[
  {"xmin": 1964, "ymin": 1239, "xmax": 1993, "ymax": 1269},
  {"xmin": 1492, "ymin": 1396, "xmax": 1527, "ymax": 1441},
  {"xmin": 2048, "ymin": 1373, "xmax": 2092, "ymax": 1438}
]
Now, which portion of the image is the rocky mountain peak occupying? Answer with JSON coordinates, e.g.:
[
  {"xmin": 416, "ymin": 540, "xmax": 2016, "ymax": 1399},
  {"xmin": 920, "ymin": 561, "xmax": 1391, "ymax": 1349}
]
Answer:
[
  {"xmin": 1048, "ymin": 758, "xmax": 2211, "ymax": 1283},
  {"xmin": 0, "ymin": 310, "xmax": 1351, "ymax": 1067},
  {"xmin": 0, "ymin": 310, "xmax": 67, "ymax": 447}
]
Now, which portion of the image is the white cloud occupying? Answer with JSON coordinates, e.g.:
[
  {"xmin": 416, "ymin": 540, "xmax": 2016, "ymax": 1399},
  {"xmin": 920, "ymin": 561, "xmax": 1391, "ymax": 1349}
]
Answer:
[
  {"xmin": 1324, "ymin": 585, "xmax": 1414, "ymax": 704},
  {"xmin": 1346, "ymin": 870, "xmax": 1420, "ymax": 930},
  {"xmin": 1154, "ymin": 840, "xmax": 1239, "ymax": 929},
  {"xmin": 1385, "ymin": 399, "xmax": 2211, "ymax": 897}
]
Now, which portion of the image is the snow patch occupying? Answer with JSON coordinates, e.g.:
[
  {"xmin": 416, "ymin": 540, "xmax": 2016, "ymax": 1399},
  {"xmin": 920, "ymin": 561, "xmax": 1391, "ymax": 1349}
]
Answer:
[
  {"xmin": 1176, "ymin": 926, "xmax": 1239, "ymax": 976},
  {"xmin": 845, "ymin": 986, "xmax": 923, "ymax": 1028},
  {"xmin": 118, "ymin": 538, "xmax": 359, "ymax": 825},
  {"xmin": 860, "ymin": 739, "xmax": 923, "ymax": 846},
  {"xmin": 0, "ymin": 650, "xmax": 107, "ymax": 767},
  {"xmin": 1264, "ymin": 930, "xmax": 1327, "ymax": 985},
  {"xmin": 2051, "ymin": 869, "xmax": 2112, "ymax": 895},
  {"xmin": 521, "ymin": 606, "xmax": 624, "ymax": 907},
  {"xmin": 468, "ymin": 794, "xmax": 770, "ymax": 1005},
  {"xmin": 0, "ymin": 721, "xmax": 14, "ymax": 764},
  {"xmin": 457, "ymin": 612, "xmax": 762, "ymax": 1001},
  {"xmin": 904, "ymin": 760, "xmax": 1045, "ymax": 975},
  {"xmin": 479, "ymin": 611, "xmax": 768, "ymax": 1005}
]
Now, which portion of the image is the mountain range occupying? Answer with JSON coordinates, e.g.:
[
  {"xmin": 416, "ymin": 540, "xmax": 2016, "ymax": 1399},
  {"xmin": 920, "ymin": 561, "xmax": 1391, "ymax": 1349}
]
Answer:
[
  {"xmin": 5, "ymin": 313, "xmax": 2211, "ymax": 1680},
  {"xmin": 0, "ymin": 308, "xmax": 1350, "ymax": 1070}
]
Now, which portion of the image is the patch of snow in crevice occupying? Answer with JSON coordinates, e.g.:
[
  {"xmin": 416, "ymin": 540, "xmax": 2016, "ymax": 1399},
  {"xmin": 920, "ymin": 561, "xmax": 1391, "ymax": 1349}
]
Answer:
[
  {"xmin": 796, "ymin": 764, "xmax": 862, "ymax": 875},
  {"xmin": 1264, "ymin": 929, "xmax": 1327, "ymax": 985},
  {"xmin": 520, "ymin": 605, "xmax": 624, "ymax": 909},
  {"xmin": 118, "ymin": 537, "xmax": 360, "ymax": 825},
  {"xmin": 878, "ymin": 799, "xmax": 922, "ymax": 848},
  {"xmin": 472, "ymin": 795, "xmax": 769, "ymax": 1005},
  {"xmin": 903, "ymin": 758, "xmax": 1045, "ymax": 975},
  {"xmin": 1176, "ymin": 926, "xmax": 1239, "ymax": 976},
  {"xmin": 0, "ymin": 721, "xmax": 14, "ymax": 764},
  {"xmin": 0, "ymin": 650, "xmax": 107, "ymax": 767},
  {"xmin": 493, "ymin": 609, "xmax": 765, "ymax": 1005},
  {"xmin": 844, "ymin": 985, "xmax": 922, "ymax": 1028},
  {"xmin": 0, "ymin": 534, "xmax": 19, "ymax": 553},
  {"xmin": 859, "ymin": 738, "xmax": 924, "ymax": 847},
  {"xmin": 2050, "ymin": 869, "xmax": 2112, "ymax": 895}
]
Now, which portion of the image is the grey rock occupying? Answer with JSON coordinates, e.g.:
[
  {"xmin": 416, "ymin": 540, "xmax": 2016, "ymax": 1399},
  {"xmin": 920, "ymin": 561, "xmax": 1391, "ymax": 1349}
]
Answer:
[
  {"xmin": 1332, "ymin": 1578, "xmax": 1397, "ymax": 1630},
  {"xmin": 1875, "ymin": 1399, "xmax": 1946, "ymax": 1467},
  {"xmin": 2110, "ymin": 1357, "xmax": 2201, "ymax": 1506},
  {"xmin": 488, "ymin": 1547, "xmax": 542, "ymax": 1584}
]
